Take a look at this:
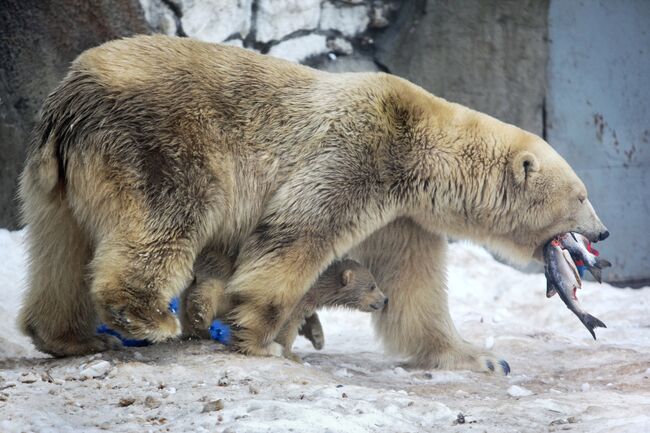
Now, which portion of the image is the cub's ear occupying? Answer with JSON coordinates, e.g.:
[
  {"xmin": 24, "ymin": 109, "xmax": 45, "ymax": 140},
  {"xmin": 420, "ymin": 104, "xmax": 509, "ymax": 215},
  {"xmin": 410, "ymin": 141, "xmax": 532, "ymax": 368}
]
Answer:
[
  {"xmin": 511, "ymin": 151, "xmax": 539, "ymax": 184},
  {"xmin": 341, "ymin": 270, "xmax": 353, "ymax": 286}
]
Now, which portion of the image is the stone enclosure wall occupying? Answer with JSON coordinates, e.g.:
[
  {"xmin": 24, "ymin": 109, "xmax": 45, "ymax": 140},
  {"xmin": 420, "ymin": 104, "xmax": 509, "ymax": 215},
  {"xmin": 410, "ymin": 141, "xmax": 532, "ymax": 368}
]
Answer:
[{"xmin": 139, "ymin": 0, "xmax": 396, "ymax": 63}]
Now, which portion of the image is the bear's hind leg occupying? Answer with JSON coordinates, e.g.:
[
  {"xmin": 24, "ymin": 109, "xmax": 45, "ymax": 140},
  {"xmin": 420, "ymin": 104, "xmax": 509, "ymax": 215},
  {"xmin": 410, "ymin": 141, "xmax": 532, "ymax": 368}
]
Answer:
[
  {"xmin": 350, "ymin": 218, "xmax": 510, "ymax": 375},
  {"xmin": 91, "ymin": 231, "xmax": 197, "ymax": 343},
  {"xmin": 18, "ymin": 180, "xmax": 121, "ymax": 356}
]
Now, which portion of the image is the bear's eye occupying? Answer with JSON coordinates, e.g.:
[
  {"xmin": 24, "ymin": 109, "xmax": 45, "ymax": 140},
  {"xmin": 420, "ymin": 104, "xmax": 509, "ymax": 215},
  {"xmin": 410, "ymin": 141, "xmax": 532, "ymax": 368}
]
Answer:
[{"xmin": 369, "ymin": 284, "xmax": 376, "ymax": 291}]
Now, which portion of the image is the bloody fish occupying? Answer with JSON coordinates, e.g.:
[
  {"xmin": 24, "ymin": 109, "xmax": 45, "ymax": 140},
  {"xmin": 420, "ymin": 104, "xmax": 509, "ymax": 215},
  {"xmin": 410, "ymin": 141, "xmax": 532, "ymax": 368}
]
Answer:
[
  {"xmin": 544, "ymin": 239, "xmax": 607, "ymax": 339},
  {"xmin": 558, "ymin": 232, "xmax": 612, "ymax": 283}
]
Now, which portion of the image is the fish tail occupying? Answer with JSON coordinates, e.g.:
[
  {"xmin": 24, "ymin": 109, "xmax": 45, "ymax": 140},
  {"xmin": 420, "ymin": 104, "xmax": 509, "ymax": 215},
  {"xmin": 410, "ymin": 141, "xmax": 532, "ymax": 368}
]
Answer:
[
  {"xmin": 588, "ymin": 267, "xmax": 603, "ymax": 283},
  {"xmin": 589, "ymin": 258, "xmax": 612, "ymax": 282},
  {"xmin": 595, "ymin": 258, "xmax": 612, "ymax": 269},
  {"xmin": 580, "ymin": 313, "xmax": 607, "ymax": 340}
]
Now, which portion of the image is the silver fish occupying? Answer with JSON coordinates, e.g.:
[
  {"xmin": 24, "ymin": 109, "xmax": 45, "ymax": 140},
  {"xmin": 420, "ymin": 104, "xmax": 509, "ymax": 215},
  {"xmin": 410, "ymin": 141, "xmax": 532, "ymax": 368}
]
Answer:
[
  {"xmin": 544, "ymin": 239, "xmax": 606, "ymax": 339},
  {"xmin": 558, "ymin": 232, "xmax": 612, "ymax": 283}
]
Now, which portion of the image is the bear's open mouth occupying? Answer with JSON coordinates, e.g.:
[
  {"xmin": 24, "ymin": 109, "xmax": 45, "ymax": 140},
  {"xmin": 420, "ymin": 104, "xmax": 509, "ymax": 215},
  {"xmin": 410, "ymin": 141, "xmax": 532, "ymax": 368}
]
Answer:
[{"xmin": 536, "ymin": 230, "xmax": 601, "ymax": 262}]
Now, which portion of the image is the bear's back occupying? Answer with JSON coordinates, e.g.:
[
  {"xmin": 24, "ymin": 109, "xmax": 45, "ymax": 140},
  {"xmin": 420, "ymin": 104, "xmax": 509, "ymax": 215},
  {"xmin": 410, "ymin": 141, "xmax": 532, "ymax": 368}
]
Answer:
[{"xmin": 75, "ymin": 35, "xmax": 317, "ymax": 93}]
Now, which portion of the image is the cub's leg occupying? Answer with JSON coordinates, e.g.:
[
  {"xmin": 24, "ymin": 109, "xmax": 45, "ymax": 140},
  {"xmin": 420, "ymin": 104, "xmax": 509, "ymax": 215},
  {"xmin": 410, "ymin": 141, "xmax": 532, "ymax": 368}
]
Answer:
[
  {"xmin": 299, "ymin": 313, "xmax": 325, "ymax": 350},
  {"xmin": 91, "ymin": 231, "xmax": 197, "ymax": 342},
  {"xmin": 182, "ymin": 277, "xmax": 229, "ymax": 338},
  {"xmin": 349, "ymin": 218, "xmax": 510, "ymax": 375},
  {"xmin": 181, "ymin": 248, "xmax": 235, "ymax": 337},
  {"xmin": 275, "ymin": 316, "xmax": 304, "ymax": 363}
]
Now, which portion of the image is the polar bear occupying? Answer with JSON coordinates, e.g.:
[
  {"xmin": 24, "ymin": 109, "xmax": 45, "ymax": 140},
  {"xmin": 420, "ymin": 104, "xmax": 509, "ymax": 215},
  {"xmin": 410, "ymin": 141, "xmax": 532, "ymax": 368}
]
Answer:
[{"xmin": 18, "ymin": 35, "xmax": 608, "ymax": 374}]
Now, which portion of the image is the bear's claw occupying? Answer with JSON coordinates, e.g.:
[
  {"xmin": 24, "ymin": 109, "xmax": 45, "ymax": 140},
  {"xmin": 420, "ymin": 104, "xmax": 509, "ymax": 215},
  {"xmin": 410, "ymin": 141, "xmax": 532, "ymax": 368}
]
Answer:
[
  {"xmin": 478, "ymin": 356, "xmax": 510, "ymax": 375},
  {"xmin": 100, "ymin": 304, "xmax": 180, "ymax": 343},
  {"xmin": 499, "ymin": 359, "xmax": 511, "ymax": 375}
]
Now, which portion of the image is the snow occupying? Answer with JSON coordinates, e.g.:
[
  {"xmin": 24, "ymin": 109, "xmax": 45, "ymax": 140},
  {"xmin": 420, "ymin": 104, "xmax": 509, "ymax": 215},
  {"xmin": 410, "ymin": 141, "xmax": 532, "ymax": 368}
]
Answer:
[
  {"xmin": 1, "ymin": 229, "xmax": 649, "ymax": 432},
  {"xmin": 179, "ymin": 0, "xmax": 253, "ymax": 44},
  {"xmin": 320, "ymin": 2, "xmax": 370, "ymax": 37},
  {"xmin": 255, "ymin": 0, "xmax": 321, "ymax": 43},
  {"xmin": 507, "ymin": 384, "xmax": 534, "ymax": 397},
  {"xmin": 268, "ymin": 34, "xmax": 328, "ymax": 63},
  {"xmin": 78, "ymin": 360, "xmax": 112, "ymax": 379}
]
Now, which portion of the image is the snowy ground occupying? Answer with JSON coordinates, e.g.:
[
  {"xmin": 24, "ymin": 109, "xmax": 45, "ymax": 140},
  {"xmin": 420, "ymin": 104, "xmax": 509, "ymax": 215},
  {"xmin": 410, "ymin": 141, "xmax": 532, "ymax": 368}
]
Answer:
[{"xmin": 0, "ymin": 229, "xmax": 648, "ymax": 433}]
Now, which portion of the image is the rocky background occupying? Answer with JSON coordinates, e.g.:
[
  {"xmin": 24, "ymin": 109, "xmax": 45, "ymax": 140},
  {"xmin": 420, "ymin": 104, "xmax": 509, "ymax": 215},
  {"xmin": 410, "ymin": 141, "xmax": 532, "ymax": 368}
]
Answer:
[{"xmin": 1, "ymin": 0, "xmax": 647, "ymax": 283}]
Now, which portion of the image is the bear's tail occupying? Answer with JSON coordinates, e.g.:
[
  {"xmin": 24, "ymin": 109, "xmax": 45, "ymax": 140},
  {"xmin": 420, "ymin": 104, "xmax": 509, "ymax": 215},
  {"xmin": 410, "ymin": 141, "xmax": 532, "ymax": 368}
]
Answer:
[{"xmin": 17, "ymin": 116, "xmax": 98, "ymax": 356}]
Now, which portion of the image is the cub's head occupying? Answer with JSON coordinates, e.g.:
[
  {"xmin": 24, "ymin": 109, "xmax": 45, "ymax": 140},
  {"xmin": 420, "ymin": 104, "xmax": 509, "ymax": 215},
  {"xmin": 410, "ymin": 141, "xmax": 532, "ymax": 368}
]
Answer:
[{"xmin": 332, "ymin": 259, "xmax": 387, "ymax": 312}]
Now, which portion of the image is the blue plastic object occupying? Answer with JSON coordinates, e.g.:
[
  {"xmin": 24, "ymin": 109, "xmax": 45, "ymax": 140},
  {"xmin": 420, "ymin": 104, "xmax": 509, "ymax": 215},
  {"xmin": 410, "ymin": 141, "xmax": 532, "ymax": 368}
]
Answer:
[
  {"xmin": 96, "ymin": 296, "xmax": 180, "ymax": 347},
  {"xmin": 168, "ymin": 297, "xmax": 180, "ymax": 314},
  {"xmin": 208, "ymin": 320, "xmax": 232, "ymax": 345},
  {"xmin": 96, "ymin": 323, "xmax": 150, "ymax": 347}
]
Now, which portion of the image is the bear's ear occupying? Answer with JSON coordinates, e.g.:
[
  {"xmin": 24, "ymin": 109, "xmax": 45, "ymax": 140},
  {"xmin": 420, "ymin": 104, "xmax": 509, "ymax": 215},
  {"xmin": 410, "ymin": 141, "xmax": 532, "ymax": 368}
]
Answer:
[
  {"xmin": 341, "ymin": 270, "xmax": 353, "ymax": 286},
  {"xmin": 511, "ymin": 151, "xmax": 539, "ymax": 184}
]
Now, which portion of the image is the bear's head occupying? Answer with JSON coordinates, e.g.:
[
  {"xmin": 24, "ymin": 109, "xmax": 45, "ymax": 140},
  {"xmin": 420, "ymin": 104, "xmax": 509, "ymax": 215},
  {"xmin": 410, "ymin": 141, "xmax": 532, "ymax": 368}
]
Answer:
[
  {"xmin": 406, "ymin": 102, "xmax": 608, "ymax": 264},
  {"xmin": 486, "ymin": 132, "xmax": 608, "ymax": 263}
]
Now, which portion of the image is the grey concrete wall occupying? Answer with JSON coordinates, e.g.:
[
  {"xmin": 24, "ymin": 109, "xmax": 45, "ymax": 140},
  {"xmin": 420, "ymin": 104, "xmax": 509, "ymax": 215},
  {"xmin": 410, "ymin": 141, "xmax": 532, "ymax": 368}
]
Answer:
[
  {"xmin": 547, "ymin": 0, "xmax": 650, "ymax": 285},
  {"xmin": 375, "ymin": 0, "xmax": 549, "ymax": 137}
]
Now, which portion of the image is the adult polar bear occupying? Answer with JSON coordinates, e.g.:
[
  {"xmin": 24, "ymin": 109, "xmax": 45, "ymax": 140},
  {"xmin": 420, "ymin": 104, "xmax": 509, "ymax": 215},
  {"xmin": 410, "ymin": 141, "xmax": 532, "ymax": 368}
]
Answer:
[{"xmin": 19, "ymin": 35, "xmax": 608, "ymax": 374}]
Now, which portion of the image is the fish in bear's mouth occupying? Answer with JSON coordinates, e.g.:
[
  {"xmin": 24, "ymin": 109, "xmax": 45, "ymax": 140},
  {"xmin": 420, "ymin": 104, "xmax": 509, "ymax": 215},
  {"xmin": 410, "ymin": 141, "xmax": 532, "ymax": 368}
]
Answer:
[{"xmin": 542, "ymin": 232, "xmax": 612, "ymax": 340}]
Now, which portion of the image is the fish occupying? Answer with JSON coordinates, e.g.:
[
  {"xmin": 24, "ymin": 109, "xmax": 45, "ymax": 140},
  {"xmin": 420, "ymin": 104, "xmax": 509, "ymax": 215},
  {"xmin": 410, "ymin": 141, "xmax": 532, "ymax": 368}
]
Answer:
[
  {"xmin": 544, "ymin": 239, "xmax": 607, "ymax": 339},
  {"xmin": 558, "ymin": 232, "xmax": 612, "ymax": 283}
]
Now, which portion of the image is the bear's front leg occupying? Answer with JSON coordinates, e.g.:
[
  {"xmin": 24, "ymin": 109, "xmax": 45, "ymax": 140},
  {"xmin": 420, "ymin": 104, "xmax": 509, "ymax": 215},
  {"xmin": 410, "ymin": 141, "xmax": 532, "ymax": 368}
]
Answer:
[
  {"xmin": 91, "ymin": 233, "xmax": 196, "ymax": 343},
  {"xmin": 227, "ymin": 157, "xmax": 392, "ymax": 357},
  {"xmin": 227, "ymin": 233, "xmax": 333, "ymax": 357},
  {"xmin": 349, "ymin": 218, "xmax": 511, "ymax": 375}
]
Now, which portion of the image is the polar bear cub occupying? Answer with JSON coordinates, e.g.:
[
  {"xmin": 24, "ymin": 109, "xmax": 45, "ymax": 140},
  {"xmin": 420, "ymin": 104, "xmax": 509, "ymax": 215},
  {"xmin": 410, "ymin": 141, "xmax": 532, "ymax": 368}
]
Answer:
[{"xmin": 183, "ymin": 253, "xmax": 387, "ymax": 360}]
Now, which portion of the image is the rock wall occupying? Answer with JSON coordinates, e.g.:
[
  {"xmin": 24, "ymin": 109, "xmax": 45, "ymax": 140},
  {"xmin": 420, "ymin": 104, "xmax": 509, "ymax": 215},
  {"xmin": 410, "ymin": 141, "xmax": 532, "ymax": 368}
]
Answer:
[
  {"xmin": 138, "ymin": 0, "xmax": 395, "ymax": 63},
  {"xmin": 0, "ymin": 0, "xmax": 149, "ymax": 229}
]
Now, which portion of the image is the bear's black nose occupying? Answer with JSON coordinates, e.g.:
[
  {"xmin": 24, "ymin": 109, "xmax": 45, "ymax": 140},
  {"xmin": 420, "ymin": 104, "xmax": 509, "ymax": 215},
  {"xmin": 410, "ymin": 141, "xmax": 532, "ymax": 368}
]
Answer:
[
  {"xmin": 599, "ymin": 230, "xmax": 610, "ymax": 241},
  {"xmin": 384, "ymin": 298, "xmax": 389, "ymax": 305}
]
